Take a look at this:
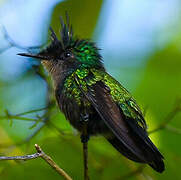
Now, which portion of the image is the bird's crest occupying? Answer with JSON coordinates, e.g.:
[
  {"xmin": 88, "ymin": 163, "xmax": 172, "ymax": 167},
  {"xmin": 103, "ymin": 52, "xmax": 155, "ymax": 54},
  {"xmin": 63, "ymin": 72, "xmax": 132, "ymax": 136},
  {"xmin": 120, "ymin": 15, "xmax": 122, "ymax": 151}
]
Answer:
[
  {"xmin": 39, "ymin": 14, "xmax": 74, "ymax": 57},
  {"xmin": 18, "ymin": 13, "xmax": 103, "ymax": 68},
  {"xmin": 49, "ymin": 14, "xmax": 74, "ymax": 50}
]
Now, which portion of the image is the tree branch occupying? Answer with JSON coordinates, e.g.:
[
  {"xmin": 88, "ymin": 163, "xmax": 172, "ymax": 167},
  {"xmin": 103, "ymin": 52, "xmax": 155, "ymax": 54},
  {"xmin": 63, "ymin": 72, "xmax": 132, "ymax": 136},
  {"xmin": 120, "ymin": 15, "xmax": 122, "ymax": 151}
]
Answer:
[
  {"xmin": 0, "ymin": 144, "xmax": 72, "ymax": 180},
  {"xmin": 0, "ymin": 108, "xmax": 47, "ymax": 122}
]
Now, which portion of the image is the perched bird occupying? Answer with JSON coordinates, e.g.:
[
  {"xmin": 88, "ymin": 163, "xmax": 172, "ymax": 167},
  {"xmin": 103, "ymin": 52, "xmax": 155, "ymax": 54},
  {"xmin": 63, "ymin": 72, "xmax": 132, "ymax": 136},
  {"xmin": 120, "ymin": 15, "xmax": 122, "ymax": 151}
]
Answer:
[{"xmin": 18, "ymin": 17, "xmax": 164, "ymax": 173}]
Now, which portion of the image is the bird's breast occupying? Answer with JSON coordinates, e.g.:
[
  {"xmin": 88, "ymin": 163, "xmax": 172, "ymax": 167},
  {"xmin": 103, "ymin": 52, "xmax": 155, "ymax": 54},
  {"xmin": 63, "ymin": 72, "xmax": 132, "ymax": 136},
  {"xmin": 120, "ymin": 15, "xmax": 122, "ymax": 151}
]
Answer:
[{"xmin": 55, "ymin": 81, "xmax": 108, "ymax": 135}]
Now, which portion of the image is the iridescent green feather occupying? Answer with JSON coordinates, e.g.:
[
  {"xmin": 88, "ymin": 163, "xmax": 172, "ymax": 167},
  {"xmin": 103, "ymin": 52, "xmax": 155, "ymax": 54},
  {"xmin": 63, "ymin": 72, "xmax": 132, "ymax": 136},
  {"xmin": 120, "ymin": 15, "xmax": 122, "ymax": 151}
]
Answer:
[
  {"xmin": 63, "ymin": 67, "xmax": 147, "ymax": 130},
  {"xmin": 90, "ymin": 69, "xmax": 147, "ymax": 130},
  {"xmin": 73, "ymin": 41, "xmax": 102, "ymax": 68}
]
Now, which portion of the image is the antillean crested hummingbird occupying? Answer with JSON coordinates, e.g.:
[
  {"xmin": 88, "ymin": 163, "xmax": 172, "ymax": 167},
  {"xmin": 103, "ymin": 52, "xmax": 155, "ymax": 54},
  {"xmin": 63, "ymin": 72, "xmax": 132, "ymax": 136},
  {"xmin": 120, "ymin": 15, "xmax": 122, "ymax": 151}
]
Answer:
[{"xmin": 18, "ymin": 16, "xmax": 164, "ymax": 173}]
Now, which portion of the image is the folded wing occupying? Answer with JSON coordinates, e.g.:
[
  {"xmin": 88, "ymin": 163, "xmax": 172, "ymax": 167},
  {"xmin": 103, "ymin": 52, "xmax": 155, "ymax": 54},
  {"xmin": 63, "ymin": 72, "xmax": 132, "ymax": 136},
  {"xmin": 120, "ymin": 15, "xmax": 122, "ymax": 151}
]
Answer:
[{"xmin": 75, "ymin": 75, "xmax": 164, "ymax": 172}]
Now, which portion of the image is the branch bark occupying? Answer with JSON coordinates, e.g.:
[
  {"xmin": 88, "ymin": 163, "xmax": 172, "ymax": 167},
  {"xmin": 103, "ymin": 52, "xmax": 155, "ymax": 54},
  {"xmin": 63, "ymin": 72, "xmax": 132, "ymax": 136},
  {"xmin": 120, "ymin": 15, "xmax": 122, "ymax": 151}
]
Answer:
[{"xmin": 0, "ymin": 144, "xmax": 72, "ymax": 180}]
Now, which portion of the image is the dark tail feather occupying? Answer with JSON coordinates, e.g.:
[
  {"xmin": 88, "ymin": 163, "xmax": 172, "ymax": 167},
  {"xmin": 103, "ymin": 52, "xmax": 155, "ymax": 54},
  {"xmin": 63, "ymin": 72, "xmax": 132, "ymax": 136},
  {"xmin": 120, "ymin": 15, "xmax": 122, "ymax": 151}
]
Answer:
[
  {"xmin": 149, "ymin": 159, "xmax": 165, "ymax": 173},
  {"xmin": 125, "ymin": 117, "xmax": 165, "ymax": 173},
  {"xmin": 106, "ymin": 134, "xmax": 165, "ymax": 173},
  {"xmin": 106, "ymin": 135, "xmax": 144, "ymax": 163}
]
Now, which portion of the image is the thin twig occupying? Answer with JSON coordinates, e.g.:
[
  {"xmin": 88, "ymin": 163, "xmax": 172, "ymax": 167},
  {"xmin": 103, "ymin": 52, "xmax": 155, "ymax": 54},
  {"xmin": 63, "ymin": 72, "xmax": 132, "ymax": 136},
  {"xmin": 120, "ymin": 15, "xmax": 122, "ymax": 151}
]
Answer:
[
  {"xmin": 0, "ymin": 108, "xmax": 47, "ymax": 122},
  {"xmin": 149, "ymin": 99, "xmax": 181, "ymax": 134},
  {"xmin": 0, "ymin": 151, "xmax": 40, "ymax": 160},
  {"xmin": 0, "ymin": 104, "xmax": 66, "ymax": 148},
  {"xmin": 26, "ymin": 123, "xmax": 47, "ymax": 141},
  {"xmin": 15, "ymin": 107, "xmax": 48, "ymax": 116},
  {"xmin": 0, "ymin": 25, "xmax": 45, "ymax": 53},
  {"xmin": 35, "ymin": 144, "xmax": 72, "ymax": 180},
  {"xmin": 83, "ymin": 142, "xmax": 89, "ymax": 180},
  {"xmin": 81, "ymin": 122, "xmax": 89, "ymax": 180},
  {"xmin": 0, "ymin": 144, "xmax": 72, "ymax": 180}
]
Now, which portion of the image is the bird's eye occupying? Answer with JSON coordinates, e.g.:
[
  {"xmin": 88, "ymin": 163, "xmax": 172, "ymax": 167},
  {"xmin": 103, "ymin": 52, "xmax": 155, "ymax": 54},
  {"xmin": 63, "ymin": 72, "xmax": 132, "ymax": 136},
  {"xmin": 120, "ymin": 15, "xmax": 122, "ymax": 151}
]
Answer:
[{"xmin": 64, "ymin": 51, "xmax": 71, "ymax": 58}]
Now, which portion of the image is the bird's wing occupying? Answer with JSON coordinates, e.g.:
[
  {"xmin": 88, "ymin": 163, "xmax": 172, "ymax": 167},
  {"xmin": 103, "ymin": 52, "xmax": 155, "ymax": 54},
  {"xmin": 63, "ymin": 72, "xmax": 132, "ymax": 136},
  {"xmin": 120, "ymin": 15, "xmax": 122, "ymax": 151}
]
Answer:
[
  {"xmin": 74, "ymin": 70, "xmax": 163, "ymax": 165},
  {"xmin": 75, "ymin": 74, "xmax": 148, "ymax": 162}
]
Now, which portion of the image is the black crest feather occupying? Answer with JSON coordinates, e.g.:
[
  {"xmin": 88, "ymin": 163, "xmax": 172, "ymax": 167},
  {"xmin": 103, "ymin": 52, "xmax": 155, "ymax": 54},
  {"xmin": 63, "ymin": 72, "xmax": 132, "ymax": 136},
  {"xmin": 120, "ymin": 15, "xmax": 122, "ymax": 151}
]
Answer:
[
  {"xmin": 37, "ymin": 14, "xmax": 74, "ymax": 57},
  {"xmin": 59, "ymin": 13, "xmax": 74, "ymax": 49}
]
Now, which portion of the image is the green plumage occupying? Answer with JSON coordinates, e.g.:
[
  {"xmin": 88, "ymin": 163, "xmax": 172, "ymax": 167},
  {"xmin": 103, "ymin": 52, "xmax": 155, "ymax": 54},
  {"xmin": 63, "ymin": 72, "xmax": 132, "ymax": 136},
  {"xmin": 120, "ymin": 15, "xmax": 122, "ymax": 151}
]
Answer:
[
  {"xmin": 18, "ymin": 16, "xmax": 165, "ymax": 173},
  {"xmin": 63, "ymin": 67, "xmax": 146, "ymax": 129}
]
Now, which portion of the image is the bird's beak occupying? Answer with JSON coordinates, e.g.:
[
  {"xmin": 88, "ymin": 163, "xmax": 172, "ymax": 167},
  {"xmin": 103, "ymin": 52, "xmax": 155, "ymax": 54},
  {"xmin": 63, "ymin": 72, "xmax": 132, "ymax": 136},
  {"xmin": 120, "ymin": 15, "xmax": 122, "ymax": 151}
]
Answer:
[{"xmin": 17, "ymin": 53, "xmax": 51, "ymax": 61}]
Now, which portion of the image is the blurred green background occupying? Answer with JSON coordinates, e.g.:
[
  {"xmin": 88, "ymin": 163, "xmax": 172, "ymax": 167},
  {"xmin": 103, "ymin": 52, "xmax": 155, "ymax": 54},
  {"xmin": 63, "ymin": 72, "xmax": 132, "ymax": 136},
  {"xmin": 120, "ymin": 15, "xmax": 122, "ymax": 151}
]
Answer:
[{"xmin": 0, "ymin": 0, "xmax": 181, "ymax": 179}]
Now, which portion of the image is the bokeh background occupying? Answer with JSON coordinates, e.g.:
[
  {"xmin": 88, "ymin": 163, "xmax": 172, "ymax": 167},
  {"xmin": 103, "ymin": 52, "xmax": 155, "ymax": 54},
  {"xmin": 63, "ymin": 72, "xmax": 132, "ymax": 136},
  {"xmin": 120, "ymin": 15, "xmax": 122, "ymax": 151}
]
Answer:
[{"xmin": 0, "ymin": 0, "xmax": 181, "ymax": 179}]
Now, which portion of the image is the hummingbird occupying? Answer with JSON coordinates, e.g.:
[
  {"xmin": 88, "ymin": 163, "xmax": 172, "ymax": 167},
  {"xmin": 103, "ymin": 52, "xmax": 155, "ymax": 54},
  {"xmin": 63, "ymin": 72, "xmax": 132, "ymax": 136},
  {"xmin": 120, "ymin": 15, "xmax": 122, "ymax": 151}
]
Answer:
[{"xmin": 18, "ymin": 17, "xmax": 164, "ymax": 173}]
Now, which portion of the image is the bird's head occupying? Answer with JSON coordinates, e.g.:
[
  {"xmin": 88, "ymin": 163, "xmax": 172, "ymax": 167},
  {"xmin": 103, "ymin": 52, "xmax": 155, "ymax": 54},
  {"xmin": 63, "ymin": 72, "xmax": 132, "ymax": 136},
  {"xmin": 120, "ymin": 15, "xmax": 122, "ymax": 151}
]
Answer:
[{"xmin": 18, "ymin": 16, "xmax": 103, "ymax": 79}]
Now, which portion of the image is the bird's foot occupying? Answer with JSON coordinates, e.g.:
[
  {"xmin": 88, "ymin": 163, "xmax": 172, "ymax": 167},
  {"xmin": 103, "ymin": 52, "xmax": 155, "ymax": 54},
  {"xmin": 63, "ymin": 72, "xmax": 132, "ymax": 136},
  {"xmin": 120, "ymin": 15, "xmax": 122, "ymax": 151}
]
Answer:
[{"xmin": 80, "ymin": 113, "xmax": 89, "ymax": 123}]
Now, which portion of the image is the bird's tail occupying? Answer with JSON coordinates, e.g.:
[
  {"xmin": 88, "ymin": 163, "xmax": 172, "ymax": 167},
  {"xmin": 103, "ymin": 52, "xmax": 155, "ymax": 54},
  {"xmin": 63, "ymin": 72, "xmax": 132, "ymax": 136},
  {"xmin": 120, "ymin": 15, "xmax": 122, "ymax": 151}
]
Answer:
[
  {"xmin": 149, "ymin": 159, "xmax": 165, "ymax": 173},
  {"xmin": 105, "ymin": 129, "xmax": 165, "ymax": 173}
]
